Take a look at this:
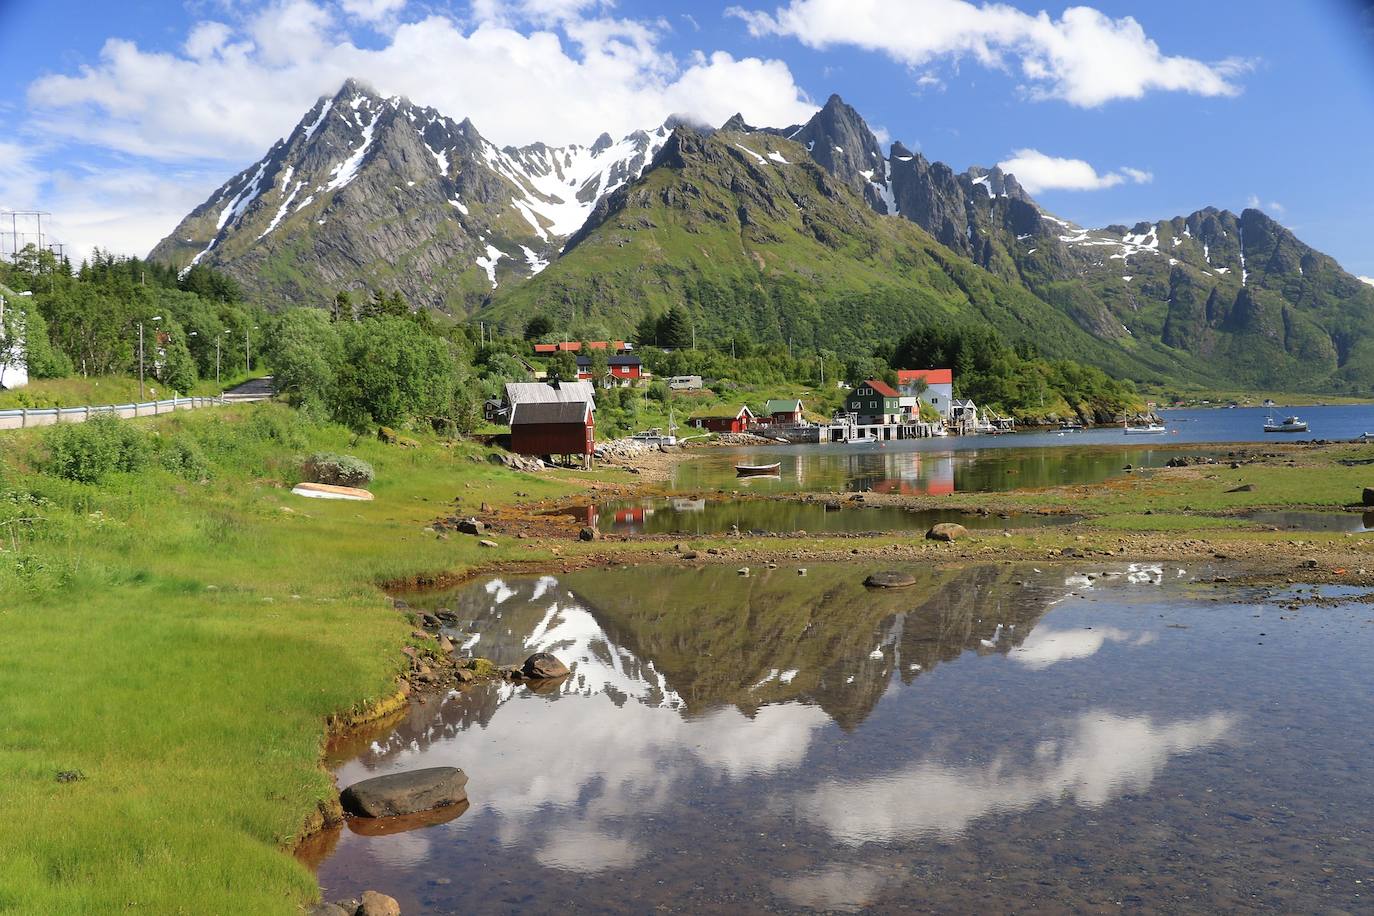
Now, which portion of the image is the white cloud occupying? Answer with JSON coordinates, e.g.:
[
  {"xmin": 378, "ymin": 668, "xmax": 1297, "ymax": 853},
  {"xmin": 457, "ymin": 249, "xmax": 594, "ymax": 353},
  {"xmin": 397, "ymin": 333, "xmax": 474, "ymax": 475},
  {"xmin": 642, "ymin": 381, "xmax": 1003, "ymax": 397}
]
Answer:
[
  {"xmin": 1360, "ymin": 277, "xmax": 1374, "ymax": 288},
  {"xmin": 730, "ymin": 0, "xmax": 1250, "ymax": 107},
  {"xmin": 20, "ymin": 0, "xmax": 815, "ymax": 259},
  {"xmin": 996, "ymin": 148, "xmax": 1152, "ymax": 194},
  {"xmin": 1247, "ymin": 194, "xmax": 1285, "ymax": 214}
]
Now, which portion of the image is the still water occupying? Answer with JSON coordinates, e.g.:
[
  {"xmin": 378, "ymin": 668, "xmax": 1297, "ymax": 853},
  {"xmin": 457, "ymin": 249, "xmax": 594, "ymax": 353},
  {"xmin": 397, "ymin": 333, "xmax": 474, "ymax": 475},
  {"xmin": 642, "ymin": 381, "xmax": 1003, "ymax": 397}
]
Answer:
[
  {"xmin": 556, "ymin": 498, "xmax": 1078, "ymax": 535},
  {"xmin": 670, "ymin": 444, "xmax": 1191, "ymax": 494},
  {"xmin": 312, "ymin": 566, "xmax": 1374, "ymax": 913}
]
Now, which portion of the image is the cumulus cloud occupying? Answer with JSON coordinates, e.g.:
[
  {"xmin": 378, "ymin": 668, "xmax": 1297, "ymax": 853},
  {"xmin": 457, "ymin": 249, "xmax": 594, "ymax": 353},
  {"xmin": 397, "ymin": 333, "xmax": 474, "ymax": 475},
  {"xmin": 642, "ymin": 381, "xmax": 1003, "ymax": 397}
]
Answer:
[
  {"xmin": 996, "ymin": 148, "xmax": 1153, "ymax": 194},
  {"xmin": 1246, "ymin": 194, "xmax": 1285, "ymax": 214},
  {"xmin": 1360, "ymin": 277, "xmax": 1374, "ymax": 287},
  {"xmin": 730, "ymin": 0, "xmax": 1251, "ymax": 107},
  {"xmin": 18, "ymin": 0, "xmax": 815, "ymax": 258}
]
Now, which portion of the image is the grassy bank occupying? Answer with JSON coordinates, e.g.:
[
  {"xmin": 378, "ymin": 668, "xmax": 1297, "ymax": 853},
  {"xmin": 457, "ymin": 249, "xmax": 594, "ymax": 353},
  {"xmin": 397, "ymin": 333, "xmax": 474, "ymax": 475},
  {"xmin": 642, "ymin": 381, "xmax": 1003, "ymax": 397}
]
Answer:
[
  {"xmin": 0, "ymin": 404, "xmax": 596, "ymax": 912},
  {"xmin": 0, "ymin": 371, "xmax": 268, "ymax": 410}
]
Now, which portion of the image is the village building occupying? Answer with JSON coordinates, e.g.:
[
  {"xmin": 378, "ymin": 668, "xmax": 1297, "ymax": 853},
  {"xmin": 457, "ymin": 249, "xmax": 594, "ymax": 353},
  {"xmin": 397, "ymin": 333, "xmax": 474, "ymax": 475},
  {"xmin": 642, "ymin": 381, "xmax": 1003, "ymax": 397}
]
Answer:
[
  {"xmin": 532, "ymin": 340, "xmax": 628, "ymax": 354},
  {"xmin": 845, "ymin": 379, "xmax": 902, "ymax": 426},
  {"xmin": 502, "ymin": 380, "xmax": 597, "ymax": 417},
  {"xmin": 689, "ymin": 405, "xmax": 755, "ymax": 433},
  {"xmin": 949, "ymin": 398, "xmax": 979, "ymax": 434},
  {"xmin": 575, "ymin": 353, "xmax": 643, "ymax": 386},
  {"xmin": 763, "ymin": 398, "xmax": 804, "ymax": 425},
  {"xmin": 896, "ymin": 368, "xmax": 953, "ymax": 417},
  {"xmin": 509, "ymin": 400, "xmax": 595, "ymax": 467}
]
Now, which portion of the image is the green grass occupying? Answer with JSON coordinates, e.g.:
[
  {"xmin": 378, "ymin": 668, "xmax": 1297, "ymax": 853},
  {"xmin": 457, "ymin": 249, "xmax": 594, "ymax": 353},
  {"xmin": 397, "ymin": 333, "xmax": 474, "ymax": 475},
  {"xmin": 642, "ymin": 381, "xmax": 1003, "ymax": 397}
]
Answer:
[
  {"xmin": 0, "ymin": 405, "xmax": 585, "ymax": 913},
  {"xmin": 0, "ymin": 371, "xmax": 268, "ymax": 409}
]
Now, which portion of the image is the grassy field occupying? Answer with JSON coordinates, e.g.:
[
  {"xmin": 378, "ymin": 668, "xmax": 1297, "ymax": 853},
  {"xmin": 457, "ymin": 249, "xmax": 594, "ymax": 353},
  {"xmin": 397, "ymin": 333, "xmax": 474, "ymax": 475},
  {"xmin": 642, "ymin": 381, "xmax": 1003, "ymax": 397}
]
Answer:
[
  {"xmin": 0, "ymin": 372, "xmax": 267, "ymax": 410},
  {"xmin": 0, "ymin": 404, "xmax": 600, "ymax": 912}
]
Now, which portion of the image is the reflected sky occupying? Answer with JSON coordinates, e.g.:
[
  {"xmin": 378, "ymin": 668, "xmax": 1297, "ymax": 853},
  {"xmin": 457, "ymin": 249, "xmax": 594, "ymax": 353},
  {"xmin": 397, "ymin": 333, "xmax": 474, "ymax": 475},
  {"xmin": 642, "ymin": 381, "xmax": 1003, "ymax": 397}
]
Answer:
[{"xmin": 316, "ymin": 565, "xmax": 1374, "ymax": 913}]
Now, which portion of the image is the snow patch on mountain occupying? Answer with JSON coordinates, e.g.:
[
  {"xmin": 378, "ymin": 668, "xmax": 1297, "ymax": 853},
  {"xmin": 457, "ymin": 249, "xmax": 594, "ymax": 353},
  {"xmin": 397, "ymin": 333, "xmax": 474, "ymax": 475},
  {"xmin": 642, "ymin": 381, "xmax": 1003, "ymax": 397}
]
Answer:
[
  {"xmin": 326, "ymin": 110, "xmax": 378, "ymax": 191},
  {"xmin": 476, "ymin": 244, "xmax": 504, "ymax": 288}
]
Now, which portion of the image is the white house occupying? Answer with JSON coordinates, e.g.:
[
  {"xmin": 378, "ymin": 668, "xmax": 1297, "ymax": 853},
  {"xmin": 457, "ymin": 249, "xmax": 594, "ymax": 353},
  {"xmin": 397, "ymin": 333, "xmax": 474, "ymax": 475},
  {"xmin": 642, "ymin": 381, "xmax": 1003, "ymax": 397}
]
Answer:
[
  {"xmin": 0, "ymin": 284, "xmax": 29, "ymax": 390},
  {"xmin": 897, "ymin": 368, "xmax": 953, "ymax": 417}
]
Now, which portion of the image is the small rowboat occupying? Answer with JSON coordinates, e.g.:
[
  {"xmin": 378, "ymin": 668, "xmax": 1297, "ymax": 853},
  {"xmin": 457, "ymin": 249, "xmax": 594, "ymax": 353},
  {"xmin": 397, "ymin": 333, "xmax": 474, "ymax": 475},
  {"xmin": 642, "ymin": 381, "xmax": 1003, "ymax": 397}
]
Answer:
[{"xmin": 735, "ymin": 462, "xmax": 781, "ymax": 476}]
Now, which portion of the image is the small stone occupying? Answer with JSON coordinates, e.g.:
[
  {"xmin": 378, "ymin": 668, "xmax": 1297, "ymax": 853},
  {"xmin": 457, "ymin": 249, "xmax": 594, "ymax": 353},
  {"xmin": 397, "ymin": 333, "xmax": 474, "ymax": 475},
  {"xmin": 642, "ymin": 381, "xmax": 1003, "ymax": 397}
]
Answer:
[
  {"xmin": 522, "ymin": 652, "xmax": 570, "ymax": 679},
  {"xmin": 797, "ymin": 568, "xmax": 807, "ymax": 576},
  {"xmin": 478, "ymin": 539, "xmax": 498, "ymax": 548},
  {"xmin": 306, "ymin": 904, "xmax": 350, "ymax": 916},
  {"xmin": 737, "ymin": 567, "xmax": 750, "ymax": 576},
  {"xmin": 578, "ymin": 526, "xmax": 599, "ymax": 542}
]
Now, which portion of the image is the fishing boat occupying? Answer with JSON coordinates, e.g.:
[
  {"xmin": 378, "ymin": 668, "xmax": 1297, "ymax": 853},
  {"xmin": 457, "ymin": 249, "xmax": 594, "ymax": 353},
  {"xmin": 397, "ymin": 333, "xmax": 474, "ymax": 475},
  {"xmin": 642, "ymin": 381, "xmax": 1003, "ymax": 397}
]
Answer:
[
  {"xmin": 630, "ymin": 427, "xmax": 677, "ymax": 446},
  {"xmin": 735, "ymin": 462, "xmax": 781, "ymax": 476},
  {"xmin": 1263, "ymin": 415, "xmax": 1308, "ymax": 433},
  {"xmin": 1058, "ymin": 420, "xmax": 1084, "ymax": 431},
  {"xmin": 1123, "ymin": 422, "xmax": 1168, "ymax": 435}
]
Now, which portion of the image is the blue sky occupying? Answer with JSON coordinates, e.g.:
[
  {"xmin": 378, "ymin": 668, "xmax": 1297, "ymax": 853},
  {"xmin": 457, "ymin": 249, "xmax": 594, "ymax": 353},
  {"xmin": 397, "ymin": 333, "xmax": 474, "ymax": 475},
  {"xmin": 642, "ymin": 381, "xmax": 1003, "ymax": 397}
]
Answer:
[{"xmin": 1, "ymin": 0, "xmax": 1372, "ymax": 277}]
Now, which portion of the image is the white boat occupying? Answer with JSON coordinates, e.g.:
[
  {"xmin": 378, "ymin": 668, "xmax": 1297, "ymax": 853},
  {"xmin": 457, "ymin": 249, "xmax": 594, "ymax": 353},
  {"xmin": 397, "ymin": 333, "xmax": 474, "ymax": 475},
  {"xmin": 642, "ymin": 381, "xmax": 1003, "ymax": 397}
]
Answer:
[
  {"xmin": 1264, "ymin": 416, "xmax": 1308, "ymax": 433},
  {"xmin": 1123, "ymin": 419, "xmax": 1167, "ymax": 435},
  {"xmin": 735, "ymin": 462, "xmax": 781, "ymax": 476},
  {"xmin": 630, "ymin": 428, "xmax": 677, "ymax": 446}
]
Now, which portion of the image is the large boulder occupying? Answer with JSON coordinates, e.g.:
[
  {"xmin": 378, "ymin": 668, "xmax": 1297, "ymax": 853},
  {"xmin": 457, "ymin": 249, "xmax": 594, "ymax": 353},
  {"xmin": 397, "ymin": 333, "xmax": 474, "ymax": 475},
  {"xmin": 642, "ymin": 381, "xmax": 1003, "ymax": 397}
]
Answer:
[
  {"xmin": 340, "ymin": 767, "xmax": 468, "ymax": 818},
  {"xmin": 926, "ymin": 523, "xmax": 968, "ymax": 542},
  {"xmin": 456, "ymin": 518, "xmax": 486, "ymax": 535},
  {"xmin": 357, "ymin": 891, "xmax": 401, "ymax": 916},
  {"xmin": 522, "ymin": 652, "xmax": 570, "ymax": 679},
  {"xmin": 864, "ymin": 571, "xmax": 917, "ymax": 588},
  {"xmin": 578, "ymin": 526, "xmax": 600, "ymax": 542}
]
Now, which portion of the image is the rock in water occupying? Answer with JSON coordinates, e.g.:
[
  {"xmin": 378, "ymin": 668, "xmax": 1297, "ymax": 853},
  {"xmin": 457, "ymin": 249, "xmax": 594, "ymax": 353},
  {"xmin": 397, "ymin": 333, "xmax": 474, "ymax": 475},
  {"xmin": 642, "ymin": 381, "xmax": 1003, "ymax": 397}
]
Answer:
[
  {"xmin": 521, "ymin": 652, "xmax": 570, "ymax": 679},
  {"xmin": 926, "ymin": 523, "xmax": 968, "ymax": 542},
  {"xmin": 340, "ymin": 767, "xmax": 468, "ymax": 818},
  {"xmin": 864, "ymin": 571, "xmax": 917, "ymax": 588},
  {"xmin": 357, "ymin": 891, "xmax": 402, "ymax": 916}
]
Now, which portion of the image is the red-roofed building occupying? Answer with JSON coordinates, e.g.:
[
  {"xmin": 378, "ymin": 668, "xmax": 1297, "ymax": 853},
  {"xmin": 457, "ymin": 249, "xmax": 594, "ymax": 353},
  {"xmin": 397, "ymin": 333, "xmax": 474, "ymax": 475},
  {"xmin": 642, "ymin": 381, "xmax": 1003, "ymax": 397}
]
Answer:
[
  {"xmin": 532, "ymin": 340, "xmax": 630, "ymax": 355},
  {"xmin": 897, "ymin": 368, "xmax": 954, "ymax": 417},
  {"xmin": 845, "ymin": 380, "xmax": 902, "ymax": 425}
]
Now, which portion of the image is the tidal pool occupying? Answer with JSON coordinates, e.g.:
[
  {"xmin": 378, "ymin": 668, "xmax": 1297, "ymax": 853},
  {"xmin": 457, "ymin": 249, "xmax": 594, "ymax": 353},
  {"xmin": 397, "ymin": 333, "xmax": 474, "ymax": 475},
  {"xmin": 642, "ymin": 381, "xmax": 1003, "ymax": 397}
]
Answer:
[
  {"xmin": 554, "ymin": 498, "xmax": 1078, "ymax": 535},
  {"xmin": 312, "ymin": 566, "xmax": 1374, "ymax": 913},
  {"xmin": 1244, "ymin": 509, "xmax": 1374, "ymax": 532}
]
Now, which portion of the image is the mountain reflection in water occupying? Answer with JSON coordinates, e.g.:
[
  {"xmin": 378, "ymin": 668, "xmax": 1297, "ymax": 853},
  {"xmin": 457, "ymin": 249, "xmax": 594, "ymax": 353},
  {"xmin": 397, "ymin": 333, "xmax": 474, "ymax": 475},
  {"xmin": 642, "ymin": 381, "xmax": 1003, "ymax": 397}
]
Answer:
[{"xmin": 314, "ymin": 565, "xmax": 1374, "ymax": 914}]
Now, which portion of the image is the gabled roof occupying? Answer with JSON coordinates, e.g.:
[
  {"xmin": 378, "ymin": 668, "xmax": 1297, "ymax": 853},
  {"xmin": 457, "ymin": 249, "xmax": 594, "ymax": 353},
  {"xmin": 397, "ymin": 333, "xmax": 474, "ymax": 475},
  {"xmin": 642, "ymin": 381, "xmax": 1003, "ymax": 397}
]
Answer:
[
  {"xmin": 765, "ymin": 398, "xmax": 803, "ymax": 414},
  {"xmin": 897, "ymin": 368, "xmax": 952, "ymax": 386},
  {"xmin": 510, "ymin": 400, "xmax": 592, "ymax": 425},
  {"xmin": 689, "ymin": 404, "xmax": 754, "ymax": 421},
  {"xmin": 951, "ymin": 398, "xmax": 976, "ymax": 408},
  {"xmin": 861, "ymin": 379, "xmax": 899, "ymax": 397},
  {"xmin": 504, "ymin": 380, "xmax": 597, "ymax": 409}
]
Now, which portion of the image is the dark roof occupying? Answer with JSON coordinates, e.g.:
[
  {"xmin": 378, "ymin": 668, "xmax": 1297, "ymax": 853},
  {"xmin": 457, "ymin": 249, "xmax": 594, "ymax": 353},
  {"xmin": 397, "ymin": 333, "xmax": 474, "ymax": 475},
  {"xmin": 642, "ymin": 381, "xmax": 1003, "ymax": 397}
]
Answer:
[
  {"xmin": 862, "ymin": 379, "xmax": 899, "ymax": 397},
  {"xmin": 510, "ymin": 400, "xmax": 592, "ymax": 425}
]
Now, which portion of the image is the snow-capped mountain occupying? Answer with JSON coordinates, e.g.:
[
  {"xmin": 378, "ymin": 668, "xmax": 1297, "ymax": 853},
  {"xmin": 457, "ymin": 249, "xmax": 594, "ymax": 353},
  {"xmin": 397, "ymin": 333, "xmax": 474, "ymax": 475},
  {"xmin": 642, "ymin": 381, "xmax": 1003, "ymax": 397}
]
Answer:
[{"xmin": 150, "ymin": 78, "xmax": 670, "ymax": 311}]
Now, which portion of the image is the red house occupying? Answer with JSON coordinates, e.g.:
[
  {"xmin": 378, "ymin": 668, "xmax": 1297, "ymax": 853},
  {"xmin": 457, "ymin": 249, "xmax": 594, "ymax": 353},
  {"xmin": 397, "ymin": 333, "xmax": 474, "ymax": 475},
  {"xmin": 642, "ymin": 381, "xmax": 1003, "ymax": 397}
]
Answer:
[
  {"xmin": 690, "ymin": 405, "xmax": 755, "ymax": 433},
  {"xmin": 510, "ymin": 400, "xmax": 595, "ymax": 466},
  {"xmin": 576, "ymin": 353, "xmax": 643, "ymax": 384}
]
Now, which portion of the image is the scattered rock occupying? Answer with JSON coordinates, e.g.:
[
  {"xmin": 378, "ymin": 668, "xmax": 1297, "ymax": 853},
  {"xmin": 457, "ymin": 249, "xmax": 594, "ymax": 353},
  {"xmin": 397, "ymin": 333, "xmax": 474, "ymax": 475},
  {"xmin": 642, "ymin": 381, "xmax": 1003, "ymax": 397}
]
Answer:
[
  {"xmin": 478, "ymin": 539, "xmax": 499, "ymax": 548},
  {"xmin": 864, "ymin": 571, "xmax": 917, "ymax": 589},
  {"xmin": 1301, "ymin": 558, "xmax": 1320, "ymax": 569},
  {"xmin": 306, "ymin": 903, "xmax": 351, "ymax": 916},
  {"xmin": 357, "ymin": 891, "xmax": 402, "ymax": 916},
  {"xmin": 456, "ymin": 518, "xmax": 486, "ymax": 535},
  {"xmin": 417, "ymin": 612, "xmax": 441, "ymax": 629},
  {"xmin": 522, "ymin": 652, "xmax": 570, "ymax": 679},
  {"xmin": 737, "ymin": 566, "xmax": 750, "ymax": 576},
  {"xmin": 578, "ymin": 526, "xmax": 599, "ymax": 542},
  {"xmin": 55, "ymin": 770, "xmax": 84, "ymax": 783},
  {"xmin": 680, "ymin": 551, "xmax": 699, "ymax": 560},
  {"xmin": 340, "ymin": 767, "xmax": 469, "ymax": 818},
  {"xmin": 925, "ymin": 523, "xmax": 968, "ymax": 542},
  {"xmin": 823, "ymin": 501, "xmax": 841, "ymax": 512},
  {"xmin": 797, "ymin": 568, "xmax": 807, "ymax": 576}
]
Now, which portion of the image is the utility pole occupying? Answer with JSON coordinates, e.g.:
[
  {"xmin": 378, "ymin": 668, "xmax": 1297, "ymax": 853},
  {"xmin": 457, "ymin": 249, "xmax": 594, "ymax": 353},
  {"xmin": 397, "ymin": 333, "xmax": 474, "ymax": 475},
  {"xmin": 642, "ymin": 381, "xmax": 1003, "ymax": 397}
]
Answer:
[{"xmin": 138, "ymin": 321, "xmax": 144, "ymax": 400}]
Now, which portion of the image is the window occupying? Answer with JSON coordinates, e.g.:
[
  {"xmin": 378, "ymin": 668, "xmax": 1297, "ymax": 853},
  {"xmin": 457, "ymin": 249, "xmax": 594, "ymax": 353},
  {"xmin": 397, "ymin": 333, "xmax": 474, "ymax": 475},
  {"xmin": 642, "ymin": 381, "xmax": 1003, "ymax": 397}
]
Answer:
[{"xmin": 870, "ymin": 400, "xmax": 877, "ymax": 409}]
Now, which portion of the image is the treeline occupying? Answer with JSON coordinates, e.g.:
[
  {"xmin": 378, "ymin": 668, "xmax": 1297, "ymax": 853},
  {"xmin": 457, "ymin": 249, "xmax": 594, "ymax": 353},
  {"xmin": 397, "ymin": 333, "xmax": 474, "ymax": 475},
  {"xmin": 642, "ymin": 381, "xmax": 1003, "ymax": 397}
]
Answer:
[{"xmin": 1, "ymin": 246, "xmax": 264, "ymax": 390}]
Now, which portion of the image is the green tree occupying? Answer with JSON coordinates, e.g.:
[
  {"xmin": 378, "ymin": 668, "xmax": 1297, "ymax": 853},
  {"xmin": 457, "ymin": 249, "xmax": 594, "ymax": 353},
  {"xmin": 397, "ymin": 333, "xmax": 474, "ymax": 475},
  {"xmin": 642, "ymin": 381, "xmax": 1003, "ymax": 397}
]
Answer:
[
  {"xmin": 547, "ymin": 350, "xmax": 579, "ymax": 383},
  {"xmin": 660, "ymin": 305, "xmax": 694, "ymax": 349},
  {"xmin": 586, "ymin": 342, "xmax": 609, "ymax": 382},
  {"xmin": 263, "ymin": 309, "xmax": 343, "ymax": 410},
  {"xmin": 524, "ymin": 315, "xmax": 554, "ymax": 340},
  {"xmin": 332, "ymin": 317, "xmax": 456, "ymax": 428}
]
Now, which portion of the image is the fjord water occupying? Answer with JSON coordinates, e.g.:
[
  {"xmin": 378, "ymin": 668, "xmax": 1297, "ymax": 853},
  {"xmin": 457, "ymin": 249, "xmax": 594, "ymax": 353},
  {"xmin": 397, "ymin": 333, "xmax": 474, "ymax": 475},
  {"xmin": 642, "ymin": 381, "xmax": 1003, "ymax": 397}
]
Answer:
[
  {"xmin": 671, "ymin": 403, "xmax": 1374, "ymax": 494},
  {"xmin": 559, "ymin": 498, "xmax": 1077, "ymax": 535},
  {"xmin": 313, "ymin": 566, "xmax": 1374, "ymax": 913}
]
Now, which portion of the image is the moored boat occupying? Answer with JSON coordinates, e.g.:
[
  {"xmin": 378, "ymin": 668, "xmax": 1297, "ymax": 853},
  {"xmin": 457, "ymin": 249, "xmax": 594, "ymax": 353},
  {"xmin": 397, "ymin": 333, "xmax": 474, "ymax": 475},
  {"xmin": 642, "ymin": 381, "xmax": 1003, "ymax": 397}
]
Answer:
[
  {"xmin": 735, "ymin": 462, "xmax": 781, "ymax": 476},
  {"xmin": 1263, "ymin": 415, "xmax": 1308, "ymax": 433},
  {"xmin": 1123, "ymin": 423, "xmax": 1168, "ymax": 435}
]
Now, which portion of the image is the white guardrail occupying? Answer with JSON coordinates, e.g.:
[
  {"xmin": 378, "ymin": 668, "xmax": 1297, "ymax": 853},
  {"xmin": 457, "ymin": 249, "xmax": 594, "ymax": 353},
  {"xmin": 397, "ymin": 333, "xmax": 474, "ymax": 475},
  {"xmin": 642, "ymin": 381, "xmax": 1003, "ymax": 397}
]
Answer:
[{"xmin": 0, "ymin": 396, "xmax": 229, "ymax": 430}]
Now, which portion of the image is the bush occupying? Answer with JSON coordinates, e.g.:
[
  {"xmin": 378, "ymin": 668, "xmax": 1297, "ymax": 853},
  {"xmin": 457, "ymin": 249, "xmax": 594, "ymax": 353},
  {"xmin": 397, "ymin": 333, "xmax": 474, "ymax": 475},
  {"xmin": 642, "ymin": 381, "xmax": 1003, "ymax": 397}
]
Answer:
[
  {"xmin": 158, "ymin": 438, "xmax": 211, "ymax": 480},
  {"xmin": 41, "ymin": 413, "xmax": 149, "ymax": 483},
  {"xmin": 302, "ymin": 453, "xmax": 374, "ymax": 487}
]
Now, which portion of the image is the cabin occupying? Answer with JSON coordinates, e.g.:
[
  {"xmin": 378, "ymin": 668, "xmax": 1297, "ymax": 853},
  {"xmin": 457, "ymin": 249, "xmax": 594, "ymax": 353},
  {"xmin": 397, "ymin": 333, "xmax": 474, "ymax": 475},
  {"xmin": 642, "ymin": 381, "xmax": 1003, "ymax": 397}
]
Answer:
[
  {"xmin": 668, "ymin": 375, "xmax": 703, "ymax": 390},
  {"xmin": 897, "ymin": 368, "xmax": 953, "ymax": 417},
  {"xmin": 690, "ymin": 405, "xmax": 755, "ymax": 434},
  {"xmin": 950, "ymin": 398, "xmax": 979, "ymax": 434},
  {"xmin": 0, "ymin": 284, "xmax": 28, "ymax": 390},
  {"xmin": 764, "ymin": 398, "xmax": 804, "ymax": 425},
  {"xmin": 509, "ymin": 400, "xmax": 595, "ymax": 467},
  {"xmin": 483, "ymin": 398, "xmax": 508, "ymax": 423},
  {"xmin": 576, "ymin": 353, "xmax": 643, "ymax": 386},
  {"xmin": 503, "ymin": 380, "xmax": 597, "ymax": 418},
  {"xmin": 845, "ymin": 380, "xmax": 902, "ymax": 426}
]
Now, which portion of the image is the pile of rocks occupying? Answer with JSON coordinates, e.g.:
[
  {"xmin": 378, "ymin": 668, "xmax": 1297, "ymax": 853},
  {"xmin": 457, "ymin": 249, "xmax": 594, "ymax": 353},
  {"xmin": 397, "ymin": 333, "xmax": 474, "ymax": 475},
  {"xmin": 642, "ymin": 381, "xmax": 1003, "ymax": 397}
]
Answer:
[
  {"xmin": 595, "ymin": 438, "xmax": 662, "ymax": 460},
  {"xmin": 310, "ymin": 890, "xmax": 401, "ymax": 916},
  {"xmin": 709, "ymin": 432, "xmax": 775, "ymax": 446},
  {"xmin": 487, "ymin": 452, "xmax": 545, "ymax": 473}
]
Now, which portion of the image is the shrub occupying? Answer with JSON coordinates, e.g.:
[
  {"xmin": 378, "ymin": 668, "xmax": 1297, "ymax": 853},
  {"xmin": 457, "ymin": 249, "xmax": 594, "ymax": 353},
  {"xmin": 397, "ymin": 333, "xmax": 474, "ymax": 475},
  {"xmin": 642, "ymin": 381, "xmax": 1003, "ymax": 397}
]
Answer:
[
  {"xmin": 158, "ymin": 438, "xmax": 211, "ymax": 480},
  {"xmin": 302, "ymin": 453, "xmax": 374, "ymax": 487},
  {"xmin": 41, "ymin": 414, "xmax": 150, "ymax": 483}
]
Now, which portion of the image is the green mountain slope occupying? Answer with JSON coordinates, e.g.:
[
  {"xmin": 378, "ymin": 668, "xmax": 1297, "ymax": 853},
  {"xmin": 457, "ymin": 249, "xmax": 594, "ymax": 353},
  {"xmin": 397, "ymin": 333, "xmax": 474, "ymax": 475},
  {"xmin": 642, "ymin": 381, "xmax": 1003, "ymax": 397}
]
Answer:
[{"xmin": 480, "ymin": 127, "xmax": 1180, "ymax": 381}]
